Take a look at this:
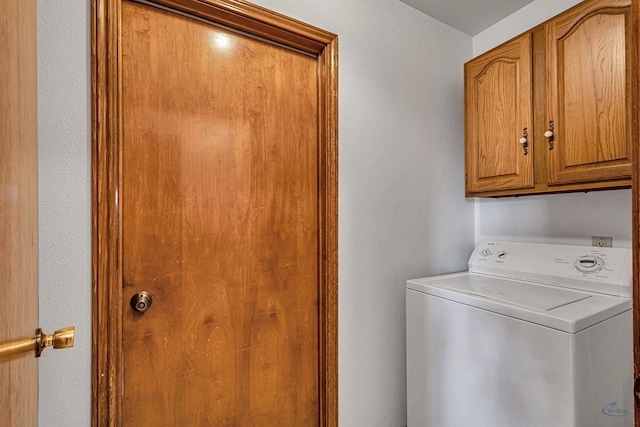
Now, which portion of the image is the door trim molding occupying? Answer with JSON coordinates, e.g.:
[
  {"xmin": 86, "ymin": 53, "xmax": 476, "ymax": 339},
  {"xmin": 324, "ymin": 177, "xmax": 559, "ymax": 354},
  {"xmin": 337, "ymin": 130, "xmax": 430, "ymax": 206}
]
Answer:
[
  {"xmin": 632, "ymin": 0, "xmax": 640, "ymax": 425},
  {"xmin": 91, "ymin": 1, "xmax": 338, "ymax": 424}
]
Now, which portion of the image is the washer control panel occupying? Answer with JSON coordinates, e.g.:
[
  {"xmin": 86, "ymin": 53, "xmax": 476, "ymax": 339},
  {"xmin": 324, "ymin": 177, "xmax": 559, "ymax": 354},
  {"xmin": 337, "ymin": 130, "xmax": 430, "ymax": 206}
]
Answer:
[{"xmin": 468, "ymin": 241, "xmax": 632, "ymax": 297}]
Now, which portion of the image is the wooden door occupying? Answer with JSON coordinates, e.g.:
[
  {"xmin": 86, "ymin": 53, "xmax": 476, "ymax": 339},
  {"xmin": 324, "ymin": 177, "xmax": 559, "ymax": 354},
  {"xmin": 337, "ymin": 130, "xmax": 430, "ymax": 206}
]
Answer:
[
  {"xmin": 0, "ymin": 0, "xmax": 39, "ymax": 425},
  {"xmin": 92, "ymin": 0, "xmax": 338, "ymax": 425},
  {"xmin": 464, "ymin": 33, "xmax": 534, "ymax": 195},
  {"xmin": 546, "ymin": 0, "xmax": 632, "ymax": 185}
]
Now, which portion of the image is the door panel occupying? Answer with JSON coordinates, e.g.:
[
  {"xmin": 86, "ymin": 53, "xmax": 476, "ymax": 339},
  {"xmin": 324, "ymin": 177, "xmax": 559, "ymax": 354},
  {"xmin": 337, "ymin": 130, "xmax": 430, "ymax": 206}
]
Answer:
[
  {"xmin": 465, "ymin": 33, "xmax": 534, "ymax": 194},
  {"xmin": 118, "ymin": 2, "xmax": 325, "ymax": 425},
  {"xmin": 0, "ymin": 0, "xmax": 38, "ymax": 425},
  {"xmin": 546, "ymin": 0, "xmax": 632, "ymax": 184}
]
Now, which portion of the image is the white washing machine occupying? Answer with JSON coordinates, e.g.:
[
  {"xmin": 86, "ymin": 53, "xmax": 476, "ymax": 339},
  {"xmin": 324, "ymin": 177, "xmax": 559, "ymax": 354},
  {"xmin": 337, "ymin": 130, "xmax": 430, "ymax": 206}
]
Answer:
[{"xmin": 406, "ymin": 241, "xmax": 633, "ymax": 427}]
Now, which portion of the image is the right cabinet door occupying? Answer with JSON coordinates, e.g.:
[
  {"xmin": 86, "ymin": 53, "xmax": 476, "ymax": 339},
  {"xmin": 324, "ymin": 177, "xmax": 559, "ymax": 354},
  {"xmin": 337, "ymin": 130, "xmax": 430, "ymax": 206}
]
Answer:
[{"xmin": 546, "ymin": 0, "xmax": 632, "ymax": 185}]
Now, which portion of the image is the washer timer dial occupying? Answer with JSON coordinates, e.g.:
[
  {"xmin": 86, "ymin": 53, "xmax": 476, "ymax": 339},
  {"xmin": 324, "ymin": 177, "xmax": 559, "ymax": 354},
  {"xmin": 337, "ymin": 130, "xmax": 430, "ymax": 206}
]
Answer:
[{"xmin": 574, "ymin": 255, "xmax": 605, "ymax": 273}]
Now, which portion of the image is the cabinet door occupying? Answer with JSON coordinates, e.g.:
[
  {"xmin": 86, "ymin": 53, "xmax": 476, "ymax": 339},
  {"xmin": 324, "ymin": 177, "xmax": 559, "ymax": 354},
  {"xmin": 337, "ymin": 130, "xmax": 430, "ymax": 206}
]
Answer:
[
  {"xmin": 465, "ymin": 34, "xmax": 534, "ymax": 195},
  {"xmin": 546, "ymin": 0, "xmax": 631, "ymax": 185}
]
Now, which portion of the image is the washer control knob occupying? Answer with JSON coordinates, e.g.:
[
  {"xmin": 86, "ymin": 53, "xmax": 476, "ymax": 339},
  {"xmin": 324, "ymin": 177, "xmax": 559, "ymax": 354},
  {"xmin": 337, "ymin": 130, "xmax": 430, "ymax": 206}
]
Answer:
[{"xmin": 575, "ymin": 256, "xmax": 604, "ymax": 273}]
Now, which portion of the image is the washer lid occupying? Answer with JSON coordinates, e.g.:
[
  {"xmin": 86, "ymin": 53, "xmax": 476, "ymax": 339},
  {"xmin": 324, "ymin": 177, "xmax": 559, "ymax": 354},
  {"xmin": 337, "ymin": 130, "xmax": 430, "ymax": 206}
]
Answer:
[
  {"xmin": 433, "ymin": 273, "xmax": 589, "ymax": 311},
  {"xmin": 406, "ymin": 272, "xmax": 631, "ymax": 333}
]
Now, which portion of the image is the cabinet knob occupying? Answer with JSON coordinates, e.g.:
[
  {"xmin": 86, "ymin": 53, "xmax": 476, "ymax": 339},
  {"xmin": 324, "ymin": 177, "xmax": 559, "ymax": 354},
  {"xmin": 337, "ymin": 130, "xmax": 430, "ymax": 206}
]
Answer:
[
  {"xmin": 545, "ymin": 121, "xmax": 554, "ymax": 150},
  {"xmin": 519, "ymin": 128, "xmax": 528, "ymax": 155}
]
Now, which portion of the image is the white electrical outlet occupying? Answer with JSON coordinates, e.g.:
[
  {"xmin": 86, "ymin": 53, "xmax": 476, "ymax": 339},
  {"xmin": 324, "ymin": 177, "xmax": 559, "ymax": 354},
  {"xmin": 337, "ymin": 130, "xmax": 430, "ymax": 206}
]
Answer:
[{"xmin": 592, "ymin": 236, "xmax": 613, "ymax": 247}]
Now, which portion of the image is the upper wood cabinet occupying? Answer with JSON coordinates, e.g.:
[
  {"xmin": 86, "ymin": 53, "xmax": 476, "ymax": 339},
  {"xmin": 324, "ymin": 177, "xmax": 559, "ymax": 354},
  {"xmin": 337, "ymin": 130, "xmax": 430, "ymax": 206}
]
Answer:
[
  {"xmin": 465, "ymin": 0, "xmax": 632, "ymax": 197},
  {"xmin": 546, "ymin": 0, "xmax": 632, "ymax": 185},
  {"xmin": 465, "ymin": 34, "xmax": 534, "ymax": 194}
]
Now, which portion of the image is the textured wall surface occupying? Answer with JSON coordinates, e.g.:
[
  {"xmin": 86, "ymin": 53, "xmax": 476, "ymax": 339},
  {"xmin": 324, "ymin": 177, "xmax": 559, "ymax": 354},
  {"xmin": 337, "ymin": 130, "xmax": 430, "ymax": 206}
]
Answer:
[
  {"xmin": 37, "ymin": 0, "xmax": 473, "ymax": 425},
  {"xmin": 475, "ymin": 190, "xmax": 633, "ymax": 248},
  {"xmin": 37, "ymin": 0, "xmax": 92, "ymax": 425},
  {"xmin": 473, "ymin": 0, "xmax": 583, "ymax": 55}
]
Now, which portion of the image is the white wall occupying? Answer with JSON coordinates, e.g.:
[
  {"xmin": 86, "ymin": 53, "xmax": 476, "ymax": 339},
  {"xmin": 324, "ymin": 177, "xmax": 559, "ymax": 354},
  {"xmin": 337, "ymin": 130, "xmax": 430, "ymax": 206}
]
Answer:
[
  {"xmin": 37, "ymin": 0, "xmax": 474, "ymax": 425},
  {"xmin": 475, "ymin": 191, "xmax": 632, "ymax": 247},
  {"xmin": 473, "ymin": 0, "xmax": 583, "ymax": 55},
  {"xmin": 472, "ymin": 0, "xmax": 633, "ymax": 248},
  {"xmin": 37, "ymin": 0, "xmax": 92, "ymax": 425}
]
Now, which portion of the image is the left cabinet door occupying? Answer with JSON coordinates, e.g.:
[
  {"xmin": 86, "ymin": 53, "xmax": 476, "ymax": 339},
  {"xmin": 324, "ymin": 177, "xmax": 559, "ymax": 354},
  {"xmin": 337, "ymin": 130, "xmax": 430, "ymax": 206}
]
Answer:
[{"xmin": 465, "ymin": 33, "xmax": 534, "ymax": 195}]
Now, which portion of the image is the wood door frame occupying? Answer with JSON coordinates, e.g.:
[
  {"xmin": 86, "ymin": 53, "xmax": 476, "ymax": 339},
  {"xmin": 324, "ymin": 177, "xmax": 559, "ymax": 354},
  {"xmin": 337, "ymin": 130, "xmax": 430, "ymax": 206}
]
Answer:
[
  {"xmin": 633, "ymin": 0, "xmax": 640, "ymax": 425},
  {"xmin": 91, "ymin": 0, "xmax": 338, "ymax": 425}
]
